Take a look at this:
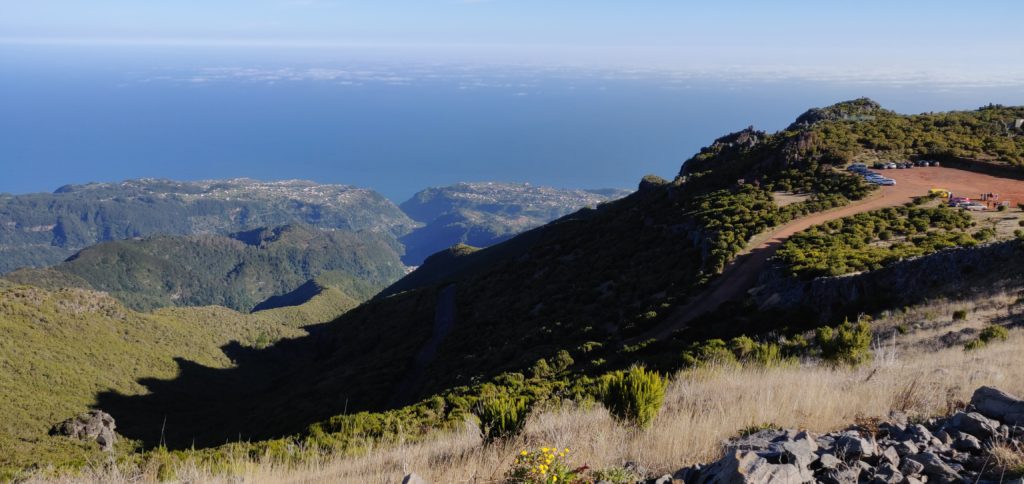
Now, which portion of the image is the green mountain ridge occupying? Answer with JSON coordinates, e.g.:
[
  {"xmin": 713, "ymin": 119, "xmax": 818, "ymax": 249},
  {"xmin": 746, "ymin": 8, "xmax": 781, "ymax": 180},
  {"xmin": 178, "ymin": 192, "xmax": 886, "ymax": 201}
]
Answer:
[
  {"xmin": 0, "ymin": 178, "xmax": 417, "ymax": 274},
  {"xmin": 4, "ymin": 223, "xmax": 406, "ymax": 313}
]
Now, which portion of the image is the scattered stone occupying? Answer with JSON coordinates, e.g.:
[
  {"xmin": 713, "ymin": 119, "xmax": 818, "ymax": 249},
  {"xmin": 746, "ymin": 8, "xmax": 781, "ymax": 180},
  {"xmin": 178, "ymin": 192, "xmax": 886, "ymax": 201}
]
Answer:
[
  {"xmin": 683, "ymin": 387, "xmax": 1024, "ymax": 484},
  {"xmin": 49, "ymin": 410, "xmax": 117, "ymax": 452}
]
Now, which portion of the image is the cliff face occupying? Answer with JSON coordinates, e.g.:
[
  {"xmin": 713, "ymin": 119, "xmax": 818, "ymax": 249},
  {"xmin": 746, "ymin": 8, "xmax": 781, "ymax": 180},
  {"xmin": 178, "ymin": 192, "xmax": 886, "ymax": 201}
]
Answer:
[{"xmin": 752, "ymin": 240, "xmax": 1024, "ymax": 322}]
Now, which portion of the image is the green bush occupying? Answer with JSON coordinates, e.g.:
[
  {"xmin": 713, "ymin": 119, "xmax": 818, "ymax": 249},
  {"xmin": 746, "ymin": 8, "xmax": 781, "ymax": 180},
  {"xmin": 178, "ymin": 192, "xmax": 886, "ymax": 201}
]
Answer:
[
  {"xmin": 681, "ymin": 339, "xmax": 738, "ymax": 367},
  {"xmin": 979, "ymin": 325, "xmax": 1009, "ymax": 343},
  {"xmin": 816, "ymin": 320, "xmax": 873, "ymax": 365},
  {"xmin": 952, "ymin": 310, "xmax": 968, "ymax": 321},
  {"xmin": 597, "ymin": 366, "xmax": 667, "ymax": 429},
  {"xmin": 964, "ymin": 339, "xmax": 987, "ymax": 351},
  {"xmin": 474, "ymin": 395, "xmax": 529, "ymax": 442}
]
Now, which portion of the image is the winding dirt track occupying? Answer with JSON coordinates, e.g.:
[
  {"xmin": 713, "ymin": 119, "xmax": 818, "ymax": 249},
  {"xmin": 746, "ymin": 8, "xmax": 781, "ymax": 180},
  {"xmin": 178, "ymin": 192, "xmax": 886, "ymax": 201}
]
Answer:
[{"xmin": 644, "ymin": 167, "xmax": 1024, "ymax": 340}]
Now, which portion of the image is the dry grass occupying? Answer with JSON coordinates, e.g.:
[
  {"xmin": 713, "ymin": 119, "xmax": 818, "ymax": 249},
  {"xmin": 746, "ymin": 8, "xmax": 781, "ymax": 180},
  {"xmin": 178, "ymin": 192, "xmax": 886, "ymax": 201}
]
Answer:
[{"xmin": 30, "ymin": 329, "xmax": 1024, "ymax": 484}]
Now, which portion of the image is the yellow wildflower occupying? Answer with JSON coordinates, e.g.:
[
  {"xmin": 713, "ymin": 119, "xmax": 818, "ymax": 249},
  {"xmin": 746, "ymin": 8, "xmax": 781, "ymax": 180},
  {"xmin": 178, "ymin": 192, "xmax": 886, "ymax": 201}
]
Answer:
[{"xmin": 521, "ymin": 450, "xmax": 528, "ymax": 456}]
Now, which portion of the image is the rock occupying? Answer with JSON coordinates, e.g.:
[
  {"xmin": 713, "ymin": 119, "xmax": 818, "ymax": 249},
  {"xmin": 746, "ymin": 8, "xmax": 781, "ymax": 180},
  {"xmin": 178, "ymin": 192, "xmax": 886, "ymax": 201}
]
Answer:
[
  {"xmin": 899, "ymin": 458, "xmax": 926, "ymax": 477},
  {"xmin": 639, "ymin": 174, "xmax": 670, "ymax": 192},
  {"xmin": 625, "ymin": 461, "xmax": 649, "ymax": 478},
  {"xmin": 871, "ymin": 462, "xmax": 904, "ymax": 484},
  {"xmin": 896, "ymin": 440, "xmax": 919, "ymax": 456},
  {"xmin": 402, "ymin": 473, "xmax": 429, "ymax": 484},
  {"xmin": 816, "ymin": 464, "xmax": 861, "ymax": 484},
  {"xmin": 910, "ymin": 452, "xmax": 961, "ymax": 483},
  {"xmin": 651, "ymin": 474, "xmax": 675, "ymax": 484},
  {"xmin": 948, "ymin": 411, "xmax": 1000, "ymax": 440},
  {"xmin": 778, "ymin": 439, "xmax": 817, "ymax": 469},
  {"xmin": 906, "ymin": 424, "xmax": 934, "ymax": 444},
  {"xmin": 835, "ymin": 431, "xmax": 876, "ymax": 459},
  {"xmin": 724, "ymin": 429, "xmax": 788, "ymax": 453},
  {"xmin": 817, "ymin": 453, "xmax": 842, "ymax": 470},
  {"xmin": 952, "ymin": 433, "xmax": 982, "ymax": 452},
  {"xmin": 49, "ymin": 410, "xmax": 117, "ymax": 452},
  {"xmin": 970, "ymin": 387, "xmax": 1024, "ymax": 426},
  {"xmin": 881, "ymin": 445, "xmax": 901, "ymax": 466},
  {"xmin": 697, "ymin": 450, "xmax": 810, "ymax": 484}
]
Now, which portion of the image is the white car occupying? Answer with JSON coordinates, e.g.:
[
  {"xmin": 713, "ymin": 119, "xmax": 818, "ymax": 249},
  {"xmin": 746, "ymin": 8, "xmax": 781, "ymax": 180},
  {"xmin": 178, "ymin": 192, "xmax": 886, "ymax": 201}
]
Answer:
[
  {"xmin": 877, "ymin": 179, "xmax": 896, "ymax": 186},
  {"xmin": 962, "ymin": 203, "xmax": 986, "ymax": 211}
]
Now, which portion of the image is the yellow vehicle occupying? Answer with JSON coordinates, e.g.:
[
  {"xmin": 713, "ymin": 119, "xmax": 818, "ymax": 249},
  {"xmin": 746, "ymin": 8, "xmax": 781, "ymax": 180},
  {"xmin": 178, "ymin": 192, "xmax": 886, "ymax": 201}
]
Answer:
[{"xmin": 929, "ymin": 188, "xmax": 951, "ymax": 198}]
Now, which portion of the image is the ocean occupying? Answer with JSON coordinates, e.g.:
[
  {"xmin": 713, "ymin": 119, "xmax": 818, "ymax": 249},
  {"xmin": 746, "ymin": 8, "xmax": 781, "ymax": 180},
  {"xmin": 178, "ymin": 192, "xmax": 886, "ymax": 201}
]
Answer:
[{"xmin": 3, "ymin": 45, "xmax": 1023, "ymax": 202}]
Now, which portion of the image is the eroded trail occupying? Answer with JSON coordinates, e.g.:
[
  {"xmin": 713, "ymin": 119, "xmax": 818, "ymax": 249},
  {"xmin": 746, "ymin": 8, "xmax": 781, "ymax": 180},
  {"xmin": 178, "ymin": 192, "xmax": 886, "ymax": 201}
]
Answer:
[{"xmin": 643, "ymin": 167, "xmax": 1024, "ymax": 340}]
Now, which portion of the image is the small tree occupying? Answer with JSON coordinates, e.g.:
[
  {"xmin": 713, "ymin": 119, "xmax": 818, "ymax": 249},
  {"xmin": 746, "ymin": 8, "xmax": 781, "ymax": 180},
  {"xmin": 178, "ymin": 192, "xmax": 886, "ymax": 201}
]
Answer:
[
  {"xmin": 597, "ymin": 366, "xmax": 667, "ymax": 429},
  {"xmin": 474, "ymin": 395, "xmax": 529, "ymax": 443}
]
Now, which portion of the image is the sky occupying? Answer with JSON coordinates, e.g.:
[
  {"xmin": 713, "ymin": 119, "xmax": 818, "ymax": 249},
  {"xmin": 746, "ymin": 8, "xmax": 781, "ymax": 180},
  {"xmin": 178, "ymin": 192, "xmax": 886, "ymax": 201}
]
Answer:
[
  {"xmin": 2, "ymin": 1, "xmax": 1024, "ymax": 201},
  {"xmin": 4, "ymin": 1, "xmax": 1023, "ymax": 74}
]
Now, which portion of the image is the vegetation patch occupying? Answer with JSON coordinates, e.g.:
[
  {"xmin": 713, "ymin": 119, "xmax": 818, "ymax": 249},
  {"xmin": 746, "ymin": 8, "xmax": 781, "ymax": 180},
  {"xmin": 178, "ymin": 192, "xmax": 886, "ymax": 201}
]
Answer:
[{"xmin": 778, "ymin": 205, "xmax": 985, "ymax": 278}]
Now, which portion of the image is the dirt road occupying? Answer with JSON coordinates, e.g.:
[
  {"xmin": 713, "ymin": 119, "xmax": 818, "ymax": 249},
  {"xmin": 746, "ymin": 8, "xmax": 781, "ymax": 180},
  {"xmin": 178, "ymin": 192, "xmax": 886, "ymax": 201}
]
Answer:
[{"xmin": 643, "ymin": 167, "xmax": 1024, "ymax": 340}]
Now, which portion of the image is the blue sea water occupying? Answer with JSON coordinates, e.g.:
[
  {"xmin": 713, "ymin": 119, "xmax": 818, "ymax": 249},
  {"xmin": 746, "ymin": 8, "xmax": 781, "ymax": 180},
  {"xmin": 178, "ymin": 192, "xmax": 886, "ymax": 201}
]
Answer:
[{"xmin": 3, "ymin": 45, "xmax": 1023, "ymax": 202}]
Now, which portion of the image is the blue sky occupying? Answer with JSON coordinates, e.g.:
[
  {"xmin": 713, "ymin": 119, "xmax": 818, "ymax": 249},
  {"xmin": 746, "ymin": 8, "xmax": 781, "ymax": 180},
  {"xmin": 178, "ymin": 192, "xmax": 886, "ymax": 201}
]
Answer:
[{"xmin": 3, "ymin": 1, "xmax": 1022, "ymax": 73}]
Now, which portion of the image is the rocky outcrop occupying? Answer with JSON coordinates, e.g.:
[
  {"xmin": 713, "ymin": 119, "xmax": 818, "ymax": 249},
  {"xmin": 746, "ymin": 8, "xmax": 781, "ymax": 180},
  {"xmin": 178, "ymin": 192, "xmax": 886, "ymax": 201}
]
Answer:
[
  {"xmin": 49, "ymin": 410, "xmax": 117, "ymax": 451},
  {"xmin": 673, "ymin": 387, "xmax": 1024, "ymax": 483}
]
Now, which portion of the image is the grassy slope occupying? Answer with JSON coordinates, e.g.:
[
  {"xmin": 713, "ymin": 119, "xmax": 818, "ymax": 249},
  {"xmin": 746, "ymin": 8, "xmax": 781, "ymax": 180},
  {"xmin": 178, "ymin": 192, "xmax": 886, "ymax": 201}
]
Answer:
[
  {"xmin": 0, "ymin": 280, "xmax": 348, "ymax": 474},
  {"xmin": 58, "ymin": 295, "xmax": 1024, "ymax": 482}
]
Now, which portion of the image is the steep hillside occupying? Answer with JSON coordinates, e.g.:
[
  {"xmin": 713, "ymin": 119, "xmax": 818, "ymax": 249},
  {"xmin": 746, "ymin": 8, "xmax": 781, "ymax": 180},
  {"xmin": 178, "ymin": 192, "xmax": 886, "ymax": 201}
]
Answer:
[
  {"xmin": 4, "ymin": 224, "xmax": 406, "ymax": 312},
  {"xmin": 0, "ymin": 280, "xmax": 350, "ymax": 474},
  {"xmin": 0, "ymin": 178, "xmax": 417, "ymax": 273},
  {"xmin": 398, "ymin": 182, "xmax": 631, "ymax": 265}
]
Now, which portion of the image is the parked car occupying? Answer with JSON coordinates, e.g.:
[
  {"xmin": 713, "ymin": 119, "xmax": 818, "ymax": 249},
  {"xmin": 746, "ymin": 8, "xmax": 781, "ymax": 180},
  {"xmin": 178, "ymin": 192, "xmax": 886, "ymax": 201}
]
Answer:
[
  {"xmin": 932, "ymin": 161, "xmax": 941, "ymax": 167},
  {"xmin": 962, "ymin": 203, "xmax": 986, "ymax": 211},
  {"xmin": 885, "ymin": 162, "xmax": 898, "ymax": 169},
  {"xmin": 847, "ymin": 163, "xmax": 867, "ymax": 172},
  {"xmin": 877, "ymin": 179, "xmax": 896, "ymax": 186},
  {"xmin": 873, "ymin": 162, "xmax": 886, "ymax": 169}
]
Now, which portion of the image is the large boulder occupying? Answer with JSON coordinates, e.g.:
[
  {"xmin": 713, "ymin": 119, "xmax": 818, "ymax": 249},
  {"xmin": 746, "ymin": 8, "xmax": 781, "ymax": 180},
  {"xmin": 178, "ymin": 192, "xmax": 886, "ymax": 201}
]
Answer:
[
  {"xmin": 49, "ymin": 410, "xmax": 117, "ymax": 451},
  {"xmin": 970, "ymin": 386, "xmax": 1024, "ymax": 426}
]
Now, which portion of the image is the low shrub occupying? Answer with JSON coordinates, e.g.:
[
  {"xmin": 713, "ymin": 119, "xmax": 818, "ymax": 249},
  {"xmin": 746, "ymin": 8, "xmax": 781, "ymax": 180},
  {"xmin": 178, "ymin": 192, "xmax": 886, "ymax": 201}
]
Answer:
[
  {"xmin": 816, "ymin": 319, "xmax": 873, "ymax": 365},
  {"xmin": 597, "ymin": 366, "xmax": 667, "ymax": 429},
  {"xmin": 952, "ymin": 310, "xmax": 968, "ymax": 321},
  {"xmin": 474, "ymin": 395, "xmax": 529, "ymax": 443}
]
